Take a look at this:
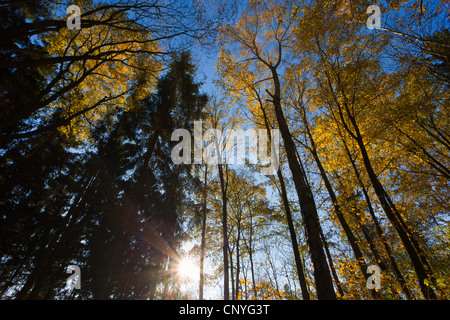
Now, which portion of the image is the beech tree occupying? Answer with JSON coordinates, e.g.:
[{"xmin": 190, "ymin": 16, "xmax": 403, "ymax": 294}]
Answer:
[{"xmin": 218, "ymin": 0, "xmax": 336, "ymax": 299}]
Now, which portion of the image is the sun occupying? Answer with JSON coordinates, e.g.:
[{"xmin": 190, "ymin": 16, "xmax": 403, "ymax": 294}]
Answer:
[{"xmin": 177, "ymin": 258, "xmax": 199, "ymax": 281}]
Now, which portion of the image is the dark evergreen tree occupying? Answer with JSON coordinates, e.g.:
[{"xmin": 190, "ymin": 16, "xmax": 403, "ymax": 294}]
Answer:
[{"xmin": 0, "ymin": 52, "xmax": 207, "ymax": 299}]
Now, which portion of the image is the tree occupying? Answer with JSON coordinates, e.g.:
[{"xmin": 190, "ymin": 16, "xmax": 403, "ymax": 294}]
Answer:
[
  {"xmin": 216, "ymin": 48, "xmax": 312, "ymax": 299},
  {"xmin": 0, "ymin": 51, "xmax": 207, "ymax": 299},
  {"xmin": 219, "ymin": 0, "xmax": 336, "ymax": 299},
  {"xmin": 0, "ymin": 0, "xmax": 236, "ymax": 139},
  {"xmin": 293, "ymin": 0, "xmax": 447, "ymax": 299}
]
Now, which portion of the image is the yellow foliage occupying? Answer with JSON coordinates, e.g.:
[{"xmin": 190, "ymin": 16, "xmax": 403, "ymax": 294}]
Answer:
[
  {"xmin": 38, "ymin": 4, "xmax": 162, "ymax": 144},
  {"xmin": 238, "ymin": 280, "xmax": 286, "ymax": 300}
]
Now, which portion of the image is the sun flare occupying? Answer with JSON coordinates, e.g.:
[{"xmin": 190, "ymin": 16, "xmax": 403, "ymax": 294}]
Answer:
[{"xmin": 177, "ymin": 258, "xmax": 199, "ymax": 281}]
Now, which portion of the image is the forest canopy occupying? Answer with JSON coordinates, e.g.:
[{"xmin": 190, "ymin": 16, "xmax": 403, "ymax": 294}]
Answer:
[{"xmin": 0, "ymin": 0, "xmax": 448, "ymax": 300}]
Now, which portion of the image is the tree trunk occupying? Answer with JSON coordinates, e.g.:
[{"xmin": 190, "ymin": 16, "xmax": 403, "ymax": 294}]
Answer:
[
  {"xmin": 338, "ymin": 96, "xmax": 437, "ymax": 299},
  {"xmin": 269, "ymin": 67, "xmax": 336, "ymax": 300},
  {"xmin": 301, "ymin": 113, "xmax": 381, "ymax": 298},
  {"xmin": 259, "ymin": 99, "xmax": 311, "ymax": 300},
  {"xmin": 309, "ymin": 141, "xmax": 381, "ymax": 299},
  {"xmin": 326, "ymin": 65, "xmax": 437, "ymax": 298},
  {"xmin": 339, "ymin": 126, "xmax": 414, "ymax": 300},
  {"xmin": 199, "ymin": 166, "xmax": 208, "ymax": 300},
  {"xmin": 277, "ymin": 169, "xmax": 311, "ymax": 300},
  {"xmin": 235, "ymin": 216, "xmax": 241, "ymax": 300},
  {"xmin": 319, "ymin": 226, "xmax": 345, "ymax": 298},
  {"xmin": 248, "ymin": 211, "xmax": 257, "ymax": 299},
  {"xmin": 218, "ymin": 163, "xmax": 230, "ymax": 300},
  {"xmin": 229, "ymin": 245, "xmax": 235, "ymax": 300},
  {"xmin": 242, "ymin": 203, "xmax": 257, "ymax": 299},
  {"xmin": 355, "ymin": 131, "xmax": 437, "ymax": 299},
  {"xmin": 258, "ymin": 101, "xmax": 311, "ymax": 300}
]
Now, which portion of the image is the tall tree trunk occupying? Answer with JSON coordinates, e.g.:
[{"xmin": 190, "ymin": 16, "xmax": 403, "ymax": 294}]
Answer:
[
  {"xmin": 259, "ymin": 99, "xmax": 311, "ymax": 300},
  {"xmin": 303, "ymin": 118, "xmax": 381, "ymax": 299},
  {"xmin": 339, "ymin": 127, "xmax": 414, "ymax": 300},
  {"xmin": 324, "ymin": 63, "xmax": 436, "ymax": 298},
  {"xmin": 229, "ymin": 245, "xmax": 235, "ymax": 300},
  {"xmin": 277, "ymin": 169, "xmax": 312, "ymax": 300},
  {"xmin": 319, "ymin": 226, "xmax": 345, "ymax": 298},
  {"xmin": 248, "ymin": 210, "xmax": 257, "ymax": 299},
  {"xmin": 199, "ymin": 166, "xmax": 208, "ymax": 300},
  {"xmin": 336, "ymin": 93, "xmax": 437, "ymax": 299},
  {"xmin": 218, "ymin": 163, "xmax": 230, "ymax": 300},
  {"xmin": 268, "ymin": 67, "xmax": 336, "ymax": 299},
  {"xmin": 242, "ymin": 203, "xmax": 257, "ymax": 299},
  {"xmin": 354, "ymin": 131, "xmax": 437, "ymax": 299},
  {"xmin": 235, "ymin": 216, "xmax": 241, "ymax": 300}
]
